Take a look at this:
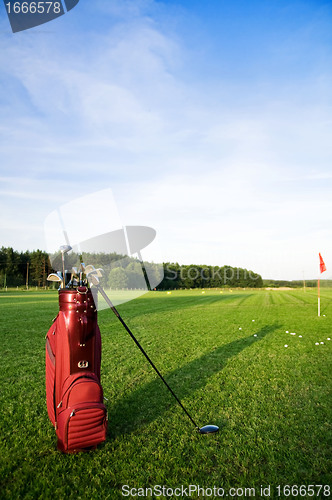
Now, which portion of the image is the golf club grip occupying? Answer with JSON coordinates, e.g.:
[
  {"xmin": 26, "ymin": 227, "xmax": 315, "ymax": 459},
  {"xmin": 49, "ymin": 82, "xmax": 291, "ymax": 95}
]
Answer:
[{"xmin": 96, "ymin": 285, "xmax": 198, "ymax": 429}]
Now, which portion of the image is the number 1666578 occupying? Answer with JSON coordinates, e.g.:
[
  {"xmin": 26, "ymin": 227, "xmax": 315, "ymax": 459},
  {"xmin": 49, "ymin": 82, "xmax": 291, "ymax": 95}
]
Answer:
[
  {"xmin": 276, "ymin": 485, "xmax": 330, "ymax": 497},
  {"xmin": 5, "ymin": 2, "xmax": 62, "ymax": 15}
]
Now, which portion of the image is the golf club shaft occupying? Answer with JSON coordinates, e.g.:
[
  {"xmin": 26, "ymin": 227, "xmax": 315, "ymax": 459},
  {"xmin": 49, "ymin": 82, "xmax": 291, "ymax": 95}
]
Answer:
[
  {"xmin": 61, "ymin": 255, "xmax": 65, "ymax": 289},
  {"xmin": 137, "ymin": 251, "xmax": 151, "ymax": 291},
  {"xmin": 95, "ymin": 284, "xmax": 199, "ymax": 429}
]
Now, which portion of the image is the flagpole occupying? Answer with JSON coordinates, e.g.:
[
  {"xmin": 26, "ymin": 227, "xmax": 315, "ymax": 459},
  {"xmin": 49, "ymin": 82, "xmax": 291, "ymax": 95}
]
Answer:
[
  {"xmin": 318, "ymin": 252, "xmax": 326, "ymax": 317},
  {"xmin": 318, "ymin": 276, "xmax": 320, "ymax": 317}
]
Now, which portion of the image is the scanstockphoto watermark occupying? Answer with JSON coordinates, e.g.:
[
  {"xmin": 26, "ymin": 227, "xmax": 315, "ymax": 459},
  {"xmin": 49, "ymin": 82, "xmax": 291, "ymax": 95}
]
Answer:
[
  {"xmin": 122, "ymin": 484, "xmax": 331, "ymax": 498},
  {"xmin": 121, "ymin": 485, "xmax": 256, "ymax": 497},
  {"xmin": 165, "ymin": 265, "xmax": 260, "ymax": 284}
]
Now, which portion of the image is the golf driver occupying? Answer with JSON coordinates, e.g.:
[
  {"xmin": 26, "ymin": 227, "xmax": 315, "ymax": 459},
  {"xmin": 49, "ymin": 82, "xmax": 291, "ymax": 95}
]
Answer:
[
  {"xmin": 88, "ymin": 273, "xmax": 219, "ymax": 435},
  {"xmin": 59, "ymin": 245, "xmax": 72, "ymax": 288}
]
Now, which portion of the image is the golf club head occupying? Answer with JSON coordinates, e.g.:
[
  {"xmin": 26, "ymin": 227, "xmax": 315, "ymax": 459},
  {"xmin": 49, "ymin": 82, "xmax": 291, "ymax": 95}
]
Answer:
[
  {"xmin": 47, "ymin": 273, "xmax": 62, "ymax": 282},
  {"xmin": 86, "ymin": 268, "xmax": 104, "ymax": 279},
  {"xmin": 59, "ymin": 244, "xmax": 72, "ymax": 254},
  {"xmin": 85, "ymin": 264, "xmax": 96, "ymax": 275},
  {"xmin": 89, "ymin": 274, "xmax": 100, "ymax": 286},
  {"xmin": 198, "ymin": 425, "xmax": 219, "ymax": 435}
]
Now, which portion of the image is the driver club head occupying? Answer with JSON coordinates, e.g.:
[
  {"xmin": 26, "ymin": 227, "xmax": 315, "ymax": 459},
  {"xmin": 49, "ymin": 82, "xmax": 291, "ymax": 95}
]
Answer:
[{"xmin": 198, "ymin": 425, "xmax": 219, "ymax": 435}]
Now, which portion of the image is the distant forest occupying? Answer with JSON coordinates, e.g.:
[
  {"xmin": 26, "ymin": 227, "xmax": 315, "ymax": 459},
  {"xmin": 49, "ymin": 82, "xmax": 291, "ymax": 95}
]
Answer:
[{"xmin": 0, "ymin": 245, "xmax": 266, "ymax": 290}]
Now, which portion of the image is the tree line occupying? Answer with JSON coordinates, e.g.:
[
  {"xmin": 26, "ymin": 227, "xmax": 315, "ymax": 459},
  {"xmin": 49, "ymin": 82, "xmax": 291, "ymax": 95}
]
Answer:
[
  {"xmin": 160, "ymin": 262, "xmax": 263, "ymax": 289},
  {"xmin": 0, "ymin": 247, "xmax": 51, "ymax": 287},
  {"xmin": 0, "ymin": 246, "xmax": 263, "ymax": 289}
]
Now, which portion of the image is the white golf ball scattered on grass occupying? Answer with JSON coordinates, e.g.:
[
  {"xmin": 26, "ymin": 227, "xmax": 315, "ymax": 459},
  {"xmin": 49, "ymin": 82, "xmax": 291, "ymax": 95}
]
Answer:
[
  {"xmin": 253, "ymin": 334, "xmax": 257, "ymax": 337},
  {"xmin": 252, "ymin": 319, "xmax": 255, "ymax": 322},
  {"xmin": 284, "ymin": 345, "xmax": 288, "ymax": 347},
  {"xmin": 327, "ymin": 338, "xmax": 331, "ymax": 341},
  {"xmin": 315, "ymin": 343, "xmax": 319, "ymax": 345},
  {"xmin": 290, "ymin": 332, "xmax": 296, "ymax": 335},
  {"xmin": 299, "ymin": 335, "xmax": 302, "ymax": 338},
  {"xmin": 286, "ymin": 331, "xmax": 289, "ymax": 333},
  {"xmin": 320, "ymin": 342, "xmax": 324, "ymax": 345},
  {"xmin": 239, "ymin": 327, "xmax": 242, "ymax": 330}
]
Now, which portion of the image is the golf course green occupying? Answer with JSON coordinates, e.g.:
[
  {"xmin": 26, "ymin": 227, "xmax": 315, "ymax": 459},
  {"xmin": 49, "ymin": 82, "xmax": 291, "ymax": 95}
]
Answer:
[{"xmin": 0, "ymin": 288, "xmax": 331, "ymax": 498}]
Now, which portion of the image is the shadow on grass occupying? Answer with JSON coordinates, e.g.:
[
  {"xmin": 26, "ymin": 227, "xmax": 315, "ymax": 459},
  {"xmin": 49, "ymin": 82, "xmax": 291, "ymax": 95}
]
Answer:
[
  {"xmin": 107, "ymin": 323, "xmax": 280, "ymax": 438},
  {"xmin": 101, "ymin": 292, "xmax": 254, "ymax": 324}
]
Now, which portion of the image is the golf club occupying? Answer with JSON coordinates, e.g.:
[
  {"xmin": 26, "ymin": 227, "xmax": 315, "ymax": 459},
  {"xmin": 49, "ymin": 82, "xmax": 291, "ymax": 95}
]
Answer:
[
  {"xmin": 88, "ymin": 273, "xmax": 219, "ymax": 435},
  {"xmin": 66, "ymin": 267, "xmax": 77, "ymax": 289},
  {"xmin": 95, "ymin": 268, "xmax": 104, "ymax": 278},
  {"xmin": 137, "ymin": 250, "xmax": 151, "ymax": 291},
  {"xmin": 47, "ymin": 273, "xmax": 63, "ymax": 290},
  {"xmin": 59, "ymin": 245, "xmax": 72, "ymax": 289},
  {"xmin": 84, "ymin": 264, "xmax": 96, "ymax": 275},
  {"xmin": 47, "ymin": 273, "xmax": 62, "ymax": 282},
  {"xmin": 79, "ymin": 262, "xmax": 85, "ymax": 286},
  {"xmin": 85, "ymin": 266, "xmax": 104, "ymax": 279}
]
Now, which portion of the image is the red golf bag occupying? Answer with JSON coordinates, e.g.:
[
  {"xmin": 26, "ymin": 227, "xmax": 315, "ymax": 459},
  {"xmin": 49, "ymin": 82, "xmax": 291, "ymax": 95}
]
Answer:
[{"xmin": 45, "ymin": 287, "xmax": 107, "ymax": 452}]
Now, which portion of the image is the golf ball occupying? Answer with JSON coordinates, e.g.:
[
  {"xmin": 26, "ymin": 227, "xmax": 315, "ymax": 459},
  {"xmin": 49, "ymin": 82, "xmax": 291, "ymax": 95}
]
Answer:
[
  {"xmin": 320, "ymin": 342, "xmax": 324, "ymax": 345},
  {"xmin": 327, "ymin": 338, "xmax": 331, "ymax": 341},
  {"xmin": 284, "ymin": 345, "xmax": 288, "ymax": 347},
  {"xmin": 299, "ymin": 335, "xmax": 302, "ymax": 338},
  {"xmin": 290, "ymin": 332, "xmax": 296, "ymax": 335},
  {"xmin": 253, "ymin": 334, "xmax": 257, "ymax": 337},
  {"xmin": 315, "ymin": 343, "xmax": 319, "ymax": 345},
  {"xmin": 239, "ymin": 327, "xmax": 242, "ymax": 330},
  {"xmin": 286, "ymin": 331, "xmax": 289, "ymax": 333},
  {"xmin": 252, "ymin": 319, "xmax": 255, "ymax": 322}
]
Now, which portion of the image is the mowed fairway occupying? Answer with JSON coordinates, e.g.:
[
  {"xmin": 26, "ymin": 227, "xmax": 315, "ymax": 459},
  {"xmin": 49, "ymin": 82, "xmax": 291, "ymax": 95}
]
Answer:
[{"xmin": 0, "ymin": 289, "xmax": 331, "ymax": 499}]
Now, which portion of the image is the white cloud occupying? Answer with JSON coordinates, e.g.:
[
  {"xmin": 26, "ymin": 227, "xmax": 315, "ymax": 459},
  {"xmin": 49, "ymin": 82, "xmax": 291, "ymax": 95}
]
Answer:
[{"xmin": 0, "ymin": 1, "xmax": 331, "ymax": 280}]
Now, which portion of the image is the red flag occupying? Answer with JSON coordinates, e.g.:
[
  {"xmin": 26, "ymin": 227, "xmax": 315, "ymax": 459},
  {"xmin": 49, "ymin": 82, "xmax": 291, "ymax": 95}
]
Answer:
[{"xmin": 319, "ymin": 253, "xmax": 326, "ymax": 273}]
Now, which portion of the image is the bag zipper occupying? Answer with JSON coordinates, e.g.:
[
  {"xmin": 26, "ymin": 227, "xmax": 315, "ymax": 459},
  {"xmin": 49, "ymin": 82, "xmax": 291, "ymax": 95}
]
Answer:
[{"xmin": 57, "ymin": 374, "xmax": 99, "ymax": 409}]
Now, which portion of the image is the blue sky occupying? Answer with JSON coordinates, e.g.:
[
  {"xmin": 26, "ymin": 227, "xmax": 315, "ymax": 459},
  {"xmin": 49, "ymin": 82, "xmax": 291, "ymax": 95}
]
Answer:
[{"xmin": 0, "ymin": 0, "xmax": 332, "ymax": 280}]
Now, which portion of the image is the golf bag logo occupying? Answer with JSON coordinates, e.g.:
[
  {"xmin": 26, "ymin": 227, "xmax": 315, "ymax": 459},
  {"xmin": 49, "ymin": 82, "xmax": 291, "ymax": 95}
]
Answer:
[
  {"xmin": 44, "ymin": 189, "xmax": 164, "ymax": 308},
  {"xmin": 3, "ymin": 0, "xmax": 80, "ymax": 33}
]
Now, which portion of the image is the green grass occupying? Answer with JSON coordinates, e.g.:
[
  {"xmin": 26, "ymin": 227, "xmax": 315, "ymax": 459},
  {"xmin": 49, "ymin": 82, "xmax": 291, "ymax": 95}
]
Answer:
[{"xmin": 0, "ymin": 289, "xmax": 331, "ymax": 499}]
